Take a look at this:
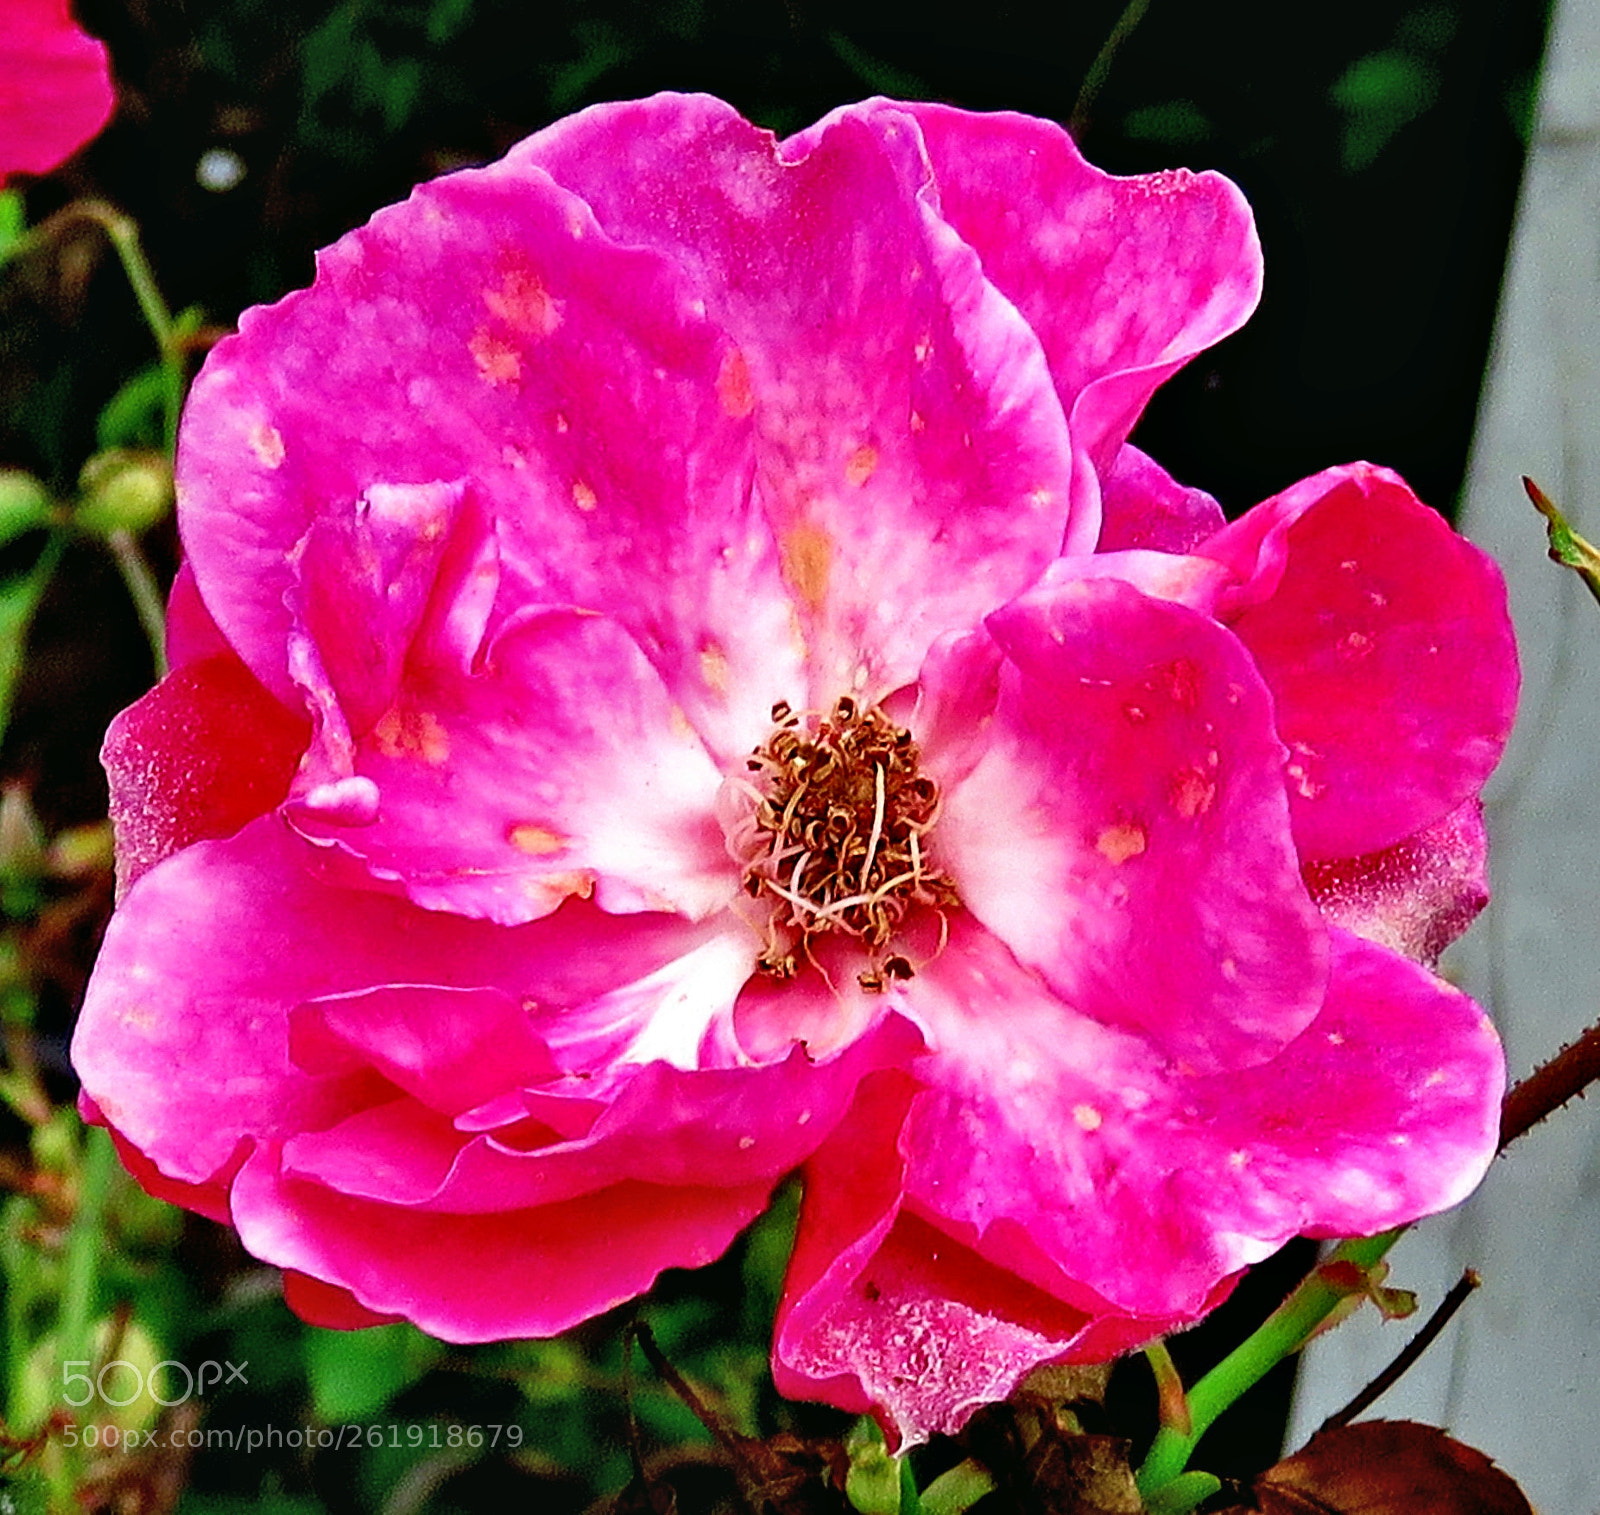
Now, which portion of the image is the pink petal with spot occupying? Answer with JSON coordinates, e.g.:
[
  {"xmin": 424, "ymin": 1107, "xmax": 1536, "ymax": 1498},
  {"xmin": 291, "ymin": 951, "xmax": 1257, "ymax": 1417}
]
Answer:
[
  {"xmin": 288, "ymin": 607, "xmax": 732, "ymax": 926},
  {"xmin": 1304, "ymin": 799, "xmax": 1489, "ymax": 967},
  {"xmin": 868, "ymin": 922, "xmax": 1501, "ymax": 1348},
  {"xmin": 1177, "ymin": 929, "xmax": 1504, "ymax": 1242},
  {"xmin": 938, "ymin": 577, "xmax": 1326, "ymax": 1070},
  {"xmin": 231, "ymin": 1143, "xmax": 775, "ymax": 1341},
  {"xmin": 289, "ymin": 478, "xmax": 480, "ymax": 734},
  {"xmin": 176, "ymin": 141, "xmax": 801, "ymax": 765},
  {"xmin": 773, "ymin": 1068, "xmax": 921, "ymax": 1422},
  {"xmin": 891, "ymin": 918, "xmax": 1233, "ymax": 1320},
  {"xmin": 520, "ymin": 95, "xmax": 1075, "ymax": 700},
  {"xmin": 71, "ymin": 816, "xmax": 750, "ymax": 1188},
  {"xmin": 773, "ymin": 1067, "xmax": 1095, "ymax": 1448},
  {"xmin": 1, "ymin": 0, "xmax": 113, "ymax": 180},
  {"xmin": 102, "ymin": 652, "xmax": 308, "ymax": 894},
  {"xmin": 858, "ymin": 103, "xmax": 1261, "ymax": 489},
  {"xmin": 1200, "ymin": 463, "xmax": 1519, "ymax": 857},
  {"xmin": 1096, "ymin": 444, "xmax": 1227, "ymax": 553}
]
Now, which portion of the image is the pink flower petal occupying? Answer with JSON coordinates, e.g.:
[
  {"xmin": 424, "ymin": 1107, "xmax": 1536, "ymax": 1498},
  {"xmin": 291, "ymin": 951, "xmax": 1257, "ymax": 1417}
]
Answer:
[
  {"xmin": 1181, "ymin": 928, "xmax": 1505, "ymax": 1242},
  {"xmin": 289, "ymin": 985, "xmax": 559, "ymax": 1117},
  {"xmin": 103, "ymin": 1127, "xmax": 236, "ymax": 1226},
  {"xmin": 279, "ymin": 1018, "xmax": 922, "ymax": 1214},
  {"xmin": 163, "ymin": 560, "xmax": 233, "ymax": 671},
  {"xmin": 867, "ymin": 103, "xmax": 1261, "ymax": 495},
  {"xmin": 773, "ymin": 920, "xmax": 1502, "ymax": 1438},
  {"xmin": 0, "ymin": 0, "xmax": 113, "ymax": 180},
  {"xmin": 232, "ymin": 1143, "xmax": 776, "ymax": 1341},
  {"xmin": 889, "ymin": 922, "xmax": 1502, "ymax": 1328},
  {"xmin": 102, "ymin": 653, "xmax": 309, "ymax": 894},
  {"xmin": 938, "ymin": 578, "xmax": 1326, "ymax": 1070},
  {"xmin": 289, "ymin": 478, "xmax": 484, "ymax": 735},
  {"xmin": 1303, "ymin": 799, "xmax": 1489, "ymax": 967},
  {"xmin": 288, "ymin": 607, "xmax": 734, "ymax": 926},
  {"xmin": 71, "ymin": 815, "xmax": 752, "ymax": 1188},
  {"xmin": 520, "ymin": 95, "xmax": 1076, "ymax": 700},
  {"xmin": 176, "ymin": 138, "xmax": 802, "ymax": 765},
  {"xmin": 774, "ymin": 1066, "xmax": 1101, "ymax": 1448},
  {"xmin": 773, "ymin": 1068, "xmax": 922, "ymax": 1422},
  {"xmin": 283, "ymin": 1271, "xmax": 402, "ymax": 1330},
  {"xmin": 1096, "ymin": 443, "xmax": 1227, "ymax": 553},
  {"xmin": 784, "ymin": 1210, "xmax": 1091, "ymax": 1448},
  {"xmin": 1200, "ymin": 463, "xmax": 1519, "ymax": 857}
]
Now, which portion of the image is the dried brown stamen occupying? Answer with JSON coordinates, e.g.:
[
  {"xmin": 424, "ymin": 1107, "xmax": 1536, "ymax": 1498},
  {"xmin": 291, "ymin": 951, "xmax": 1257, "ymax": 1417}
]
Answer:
[{"xmin": 734, "ymin": 697, "xmax": 958, "ymax": 988}]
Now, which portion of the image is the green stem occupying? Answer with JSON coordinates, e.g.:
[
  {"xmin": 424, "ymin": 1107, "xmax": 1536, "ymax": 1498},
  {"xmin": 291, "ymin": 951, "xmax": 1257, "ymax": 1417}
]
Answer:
[
  {"xmin": 4, "ymin": 202, "xmax": 185, "ymax": 453},
  {"xmin": 106, "ymin": 529, "xmax": 169, "ymax": 678},
  {"xmin": 1136, "ymin": 1229, "xmax": 1401, "ymax": 1496},
  {"xmin": 81, "ymin": 204, "xmax": 183, "ymax": 454},
  {"xmin": 1070, "ymin": 0, "xmax": 1154, "ymax": 138},
  {"xmin": 918, "ymin": 1458, "xmax": 996, "ymax": 1515},
  {"xmin": 57, "ymin": 1124, "xmax": 117, "ymax": 1387},
  {"xmin": 3, "ymin": 1197, "xmax": 35, "ymax": 1423}
]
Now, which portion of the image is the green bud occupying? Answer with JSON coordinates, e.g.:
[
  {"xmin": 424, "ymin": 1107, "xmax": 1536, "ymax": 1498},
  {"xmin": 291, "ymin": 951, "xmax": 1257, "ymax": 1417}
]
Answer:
[
  {"xmin": 0, "ymin": 470, "xmax": 54, "ymax": 546},
  {"xmin": 845, "ymin": 1417, "xmax": 903, "ymax": 1515},
  {"xmin": 0, "ymin": 783, "xmax": 46, "ymax": 878},
  {"xmin": 74, "ymin": 450, "xmax": 173, "ymax": 537},
  {"xmin": 44, "ymin": 820, "xmax": 114, "ymax": 881},
  {"xmin": 16, "ymin": 1318, "xmax": 165, "ymax": 1436}
]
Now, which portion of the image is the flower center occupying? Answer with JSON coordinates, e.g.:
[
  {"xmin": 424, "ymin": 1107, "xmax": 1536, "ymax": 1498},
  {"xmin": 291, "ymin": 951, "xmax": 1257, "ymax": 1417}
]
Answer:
[{"xmin": 734, "ymin": 696, "xmax": 959, "ymax": 989}]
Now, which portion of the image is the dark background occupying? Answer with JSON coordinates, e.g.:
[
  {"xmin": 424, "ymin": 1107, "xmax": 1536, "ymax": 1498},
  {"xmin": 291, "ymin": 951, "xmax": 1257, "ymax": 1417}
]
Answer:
[{"xmin": 0, "ymin": 0, "xmax": 1556, "ymax": 1506}]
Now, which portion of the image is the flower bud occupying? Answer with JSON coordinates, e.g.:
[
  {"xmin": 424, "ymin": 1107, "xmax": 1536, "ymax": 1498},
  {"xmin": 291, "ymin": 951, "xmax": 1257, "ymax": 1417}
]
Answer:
[
  {"xmin": 0, "ymin": 469, "xmax": 52, "ymax": 544},
  {"xmin": 74, "ymin": 449, "xmax": 173, "ymax": 537}
]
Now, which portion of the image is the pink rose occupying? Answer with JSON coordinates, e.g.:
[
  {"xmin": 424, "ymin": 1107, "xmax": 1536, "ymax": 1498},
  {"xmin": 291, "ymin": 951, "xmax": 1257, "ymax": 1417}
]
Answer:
[
  {"xmin": 72, "ymin": 96, "xmax": 1516, "ymax": 1444},
  {"xmin": 1, "ymin": 0, "xmax": 113, "ymax": 181}
]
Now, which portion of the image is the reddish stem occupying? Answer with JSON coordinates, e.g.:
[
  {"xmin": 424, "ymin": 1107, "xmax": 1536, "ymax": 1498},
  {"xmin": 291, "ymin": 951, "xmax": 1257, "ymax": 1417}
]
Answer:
[{"xmin": 1499, "ymin": 1017, "xmax": 1600, "ymax": 1151}]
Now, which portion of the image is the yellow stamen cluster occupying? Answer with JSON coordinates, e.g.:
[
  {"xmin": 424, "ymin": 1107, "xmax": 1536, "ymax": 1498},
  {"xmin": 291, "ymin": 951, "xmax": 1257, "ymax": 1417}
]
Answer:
[{"xmin": 736, "ymin": 697, "xmax": 958, "ymax": 989}]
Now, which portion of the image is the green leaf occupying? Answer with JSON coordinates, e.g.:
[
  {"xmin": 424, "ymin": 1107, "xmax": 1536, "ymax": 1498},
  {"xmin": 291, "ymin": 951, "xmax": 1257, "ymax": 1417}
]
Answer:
[
  {"xmin": 1123, "ymin": 99, "xmax": 1214, "ymax": 146},
  {"xmin": 425, "ymin": 0, "xmax": 474, "ymax": 45},
  {"xmin": 0, "ymin": 1472, "xmax": 50, "ymax": 1515},
  {"xmin": 1525, "ymin": 476, "xmax": 1600, "ymax": 609},
  {"xmin": 95, "ymin": 365, "xmax": 170, "ymax": 451},
  {"xmin": 305, "ymin": 1322, "xmax": 442, "ymax": 1423},
  {"xmin": 0, "ymin": 190, "xmax": 26, "ymax": 264},
  {"xmin": 1330, "ymin": 51, "xmax": 1439, "ymax": 172}
]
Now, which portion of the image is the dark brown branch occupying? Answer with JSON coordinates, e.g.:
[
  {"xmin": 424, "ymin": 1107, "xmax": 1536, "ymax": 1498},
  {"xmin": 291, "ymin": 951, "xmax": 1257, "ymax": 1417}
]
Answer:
[
  {"xmin": 1317, "ymin": 1269, "xmax": 1481, "ymax": 1434},
  {"xmin": 1498, "ymin": 1016, "xmax": 1600, "ymax": 1151},
  {"xmin": 628, "ymin": 1319, "xmax": 747, "ymax": 1459}
]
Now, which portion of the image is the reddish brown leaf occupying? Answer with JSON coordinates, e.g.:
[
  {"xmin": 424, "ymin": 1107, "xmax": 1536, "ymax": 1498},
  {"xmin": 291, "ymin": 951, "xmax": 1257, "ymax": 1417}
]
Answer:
[{"xmin": 1245, "ymin": 1421, "xmax": 1533, "ymax": 1515}]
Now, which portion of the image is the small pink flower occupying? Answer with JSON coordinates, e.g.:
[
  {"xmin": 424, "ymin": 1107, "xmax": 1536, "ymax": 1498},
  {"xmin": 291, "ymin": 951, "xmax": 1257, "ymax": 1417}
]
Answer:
[
  {"xmin": 73, "ymin": 96, "xmax": 1517, "ymax": 1444},
  {"xmin": 0, "ymin": 0, "xmax": 113, "ymax": 181}
]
